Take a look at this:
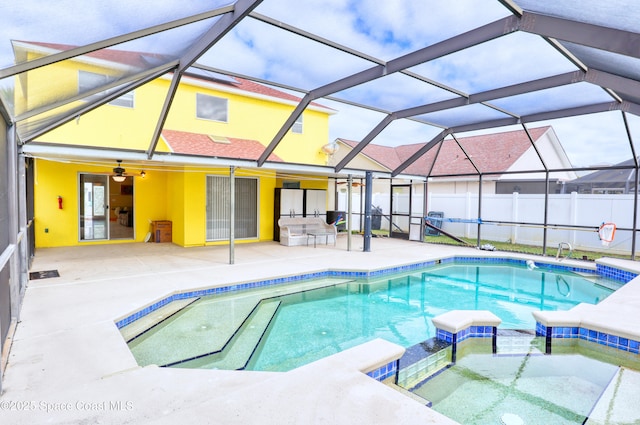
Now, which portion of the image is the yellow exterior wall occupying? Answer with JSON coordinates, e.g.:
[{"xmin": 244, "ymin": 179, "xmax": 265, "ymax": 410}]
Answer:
[
  {"xmin": 33, "ymin": 159, "xmax": 168, "ymax": 247},
  {"xmin": 21, "ymin": 44, "xmax": 332, "ymax": 248},
  {"xmin": 33, "ymin": 159, "xmax": 81, "ymax": 248},
  {"xmin": 31, "ymin": 82, "xmax": 171, "ymax": 152},
  {"xmin": 33, "ymin": 157, "xmax": 285, "ymax": 248},
  {"xmin": 164, "ymin": 78, "xmax": 330, "ymax": 164},
  {"xmin": 177, "ymin": 168, "xmax": 278, "ymax": 247},
  {"xmin": 34, "ymin": 76, "xmax": 332, "ymax": 159}
]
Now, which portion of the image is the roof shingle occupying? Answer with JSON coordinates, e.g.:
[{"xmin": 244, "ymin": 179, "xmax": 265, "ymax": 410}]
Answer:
[
  {"xmin": 339, "ymin": 126, "xmax": 550, "ymax": 175},
  {"xmin": 162, "ymin": 129, "xmax": 282, "ymax": 162}
]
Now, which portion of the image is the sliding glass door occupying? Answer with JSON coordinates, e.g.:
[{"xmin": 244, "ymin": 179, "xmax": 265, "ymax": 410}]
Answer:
[
  {"xmin": 79, "ymin": 174, "xmax": 109, "ymax": 241},
  {"xmin": 79, "ymin": 174, "xmax": 134, "ymax": 241},
  {"xmin": 206, "ymin": 175, "xmax": 258, "ymax": 241}
]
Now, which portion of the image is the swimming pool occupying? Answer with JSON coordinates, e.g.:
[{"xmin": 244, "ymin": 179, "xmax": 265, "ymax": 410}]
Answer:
[{"xmin": 121, "ymin": 261, "xmax": 615, "ymax": 372}]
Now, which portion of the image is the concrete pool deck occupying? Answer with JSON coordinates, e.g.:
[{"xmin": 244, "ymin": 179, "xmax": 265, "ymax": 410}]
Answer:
[{"xmin": 1, "ymin": 236, "xmax": 640, "ymax": 424}]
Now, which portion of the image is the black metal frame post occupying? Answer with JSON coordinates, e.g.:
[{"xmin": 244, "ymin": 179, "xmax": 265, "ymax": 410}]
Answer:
[{"xmin": 364, "ymin": 171, "xmax": 372, "ymax": 252}]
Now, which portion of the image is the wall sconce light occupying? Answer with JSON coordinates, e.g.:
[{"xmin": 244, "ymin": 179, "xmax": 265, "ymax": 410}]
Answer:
[{"xmin": 140, "ymin": 171, "xmax": 146, "ymax": 178}]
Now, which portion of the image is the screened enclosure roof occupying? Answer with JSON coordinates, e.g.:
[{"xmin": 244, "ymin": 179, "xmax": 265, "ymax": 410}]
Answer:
[{"xmin": 2, "ymin": 0, "xmax": 640, "ymax": 178}]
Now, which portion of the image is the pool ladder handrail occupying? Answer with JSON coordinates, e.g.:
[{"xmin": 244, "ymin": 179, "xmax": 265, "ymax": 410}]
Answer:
[{"xmin": 555, "ymin": 242, "xmax": 573, "ymax": 262}]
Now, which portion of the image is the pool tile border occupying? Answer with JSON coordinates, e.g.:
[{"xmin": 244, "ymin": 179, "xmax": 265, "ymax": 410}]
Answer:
[
  {"xmin": 536, "ymin": 323, "xmax": 640, "ymax": 354},
  {"xmin": 596, "ymin": 264, "xmax": 638, "ymax": 282},
  {"xmin": 436, "ymin": 325, "xmax": 496, "ymax": 345},
  {"xmin": 115, "ymin": 256, "xmax": 631, "ymax": 330},
  {"xmin": 366, "ymin": 361, "xmax": 397, "ymax": 382}
]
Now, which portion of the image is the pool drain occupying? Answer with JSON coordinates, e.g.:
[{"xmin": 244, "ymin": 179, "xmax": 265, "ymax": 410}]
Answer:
[{"xmin": 501, "ymin": 413, "xmax": 524, "ymax": 425}]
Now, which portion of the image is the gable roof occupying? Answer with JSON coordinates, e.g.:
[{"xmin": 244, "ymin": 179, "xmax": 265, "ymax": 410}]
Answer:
[
  {"xmin": 338, "ymin": 126, "xmax": 551, "ymax": 176},
  {"xmin": 568, "ymin": 157, "xmax": 637, "ymax": 185},
  {"xmin": 162, "ymin": 130, "xmax": 282, "ymax": 162}
]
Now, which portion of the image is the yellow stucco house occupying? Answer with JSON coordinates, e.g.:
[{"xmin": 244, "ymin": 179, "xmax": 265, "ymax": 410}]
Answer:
[{"xmin": 15, "ymin": 41, "xmax": 336, "ymax": 248}]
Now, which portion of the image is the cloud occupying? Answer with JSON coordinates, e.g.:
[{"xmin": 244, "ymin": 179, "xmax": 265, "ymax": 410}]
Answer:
[{"xmin": 540, "ymin": 112, "xmax": 635, "ymax": 168}]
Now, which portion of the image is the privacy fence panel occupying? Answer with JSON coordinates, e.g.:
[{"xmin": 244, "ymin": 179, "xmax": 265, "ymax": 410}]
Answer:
[{"xmin": 429, "ymin": 192, "xmax": 634, "ymax": 255}]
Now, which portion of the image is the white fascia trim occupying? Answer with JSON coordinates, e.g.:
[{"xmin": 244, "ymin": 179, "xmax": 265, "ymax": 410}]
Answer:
[
  {"xmin": 13, "ymin": 41, "xmax": 132, "ymax": 73},
  {"xmin": 176, "ymin": 74, "xmax": 336, "ymax": 115},
  {"xmin": 19, "ymin": 143, "xmax": 385, "ymax": 178}
]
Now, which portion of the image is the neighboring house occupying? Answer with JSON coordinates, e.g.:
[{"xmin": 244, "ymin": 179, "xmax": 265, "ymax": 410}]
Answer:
[
  {"xmin": 332, "ymin": 126, "xmax": 577, "ymax": 194},
  {"xmin": 564, "ymin": 157, "xmax": 639, "ymax": 194},
  {"xmin": 15, "ymin": 41, "xmax": 335, "ymax": 248}
]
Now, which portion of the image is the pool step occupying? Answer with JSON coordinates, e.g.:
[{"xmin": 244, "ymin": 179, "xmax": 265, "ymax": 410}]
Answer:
[
  {"xmin": 128, "ymin": 278, "xmax": 353, "ymax": 369},
  {"xmin": 171, "ymin": 299, "xmax": 281, "ymax": 370},
  {"xmin": 120, "ymin": 298, "xmax": 199, "ymax": 342},
  {"xmin": 385, "ymin": 382, "xmax": 432, "ymax": 407}
]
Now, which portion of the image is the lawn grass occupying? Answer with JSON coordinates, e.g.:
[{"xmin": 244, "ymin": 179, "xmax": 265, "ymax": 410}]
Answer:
[
  {"xmin": 423, "ymin": 234, "xmax": 633, "ymax": 262},
  {"xmin": 366, "ymin": 229, "xmax": 634, "ymax": 261}
]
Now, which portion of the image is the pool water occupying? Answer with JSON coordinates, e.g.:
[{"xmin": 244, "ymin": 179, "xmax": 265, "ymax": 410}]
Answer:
[
  {"xmin": 410, "ymin": 338, "xmax": 638, "ymax": 425},
  {"xmin": 124, "ymin": 263, "xmax": 614, "ymax": 372}
]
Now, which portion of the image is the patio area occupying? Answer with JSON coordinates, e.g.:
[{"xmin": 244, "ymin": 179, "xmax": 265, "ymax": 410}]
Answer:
[{"xmin": 2, "ymin": 236, "xmax": 640, "ymax": 424}]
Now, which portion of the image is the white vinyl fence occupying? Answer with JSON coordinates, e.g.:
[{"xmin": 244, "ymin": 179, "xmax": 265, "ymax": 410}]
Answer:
[{"xmin": 338, "ymin": 191, "xmax": 637, "ymax": 255}]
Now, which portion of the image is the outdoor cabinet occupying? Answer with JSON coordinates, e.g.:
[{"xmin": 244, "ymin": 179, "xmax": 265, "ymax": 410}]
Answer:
[
  {"xmin": 273, "ymin": 189, "xmax": 327, "ymax": 241},
  {"xmin": 304, "ymin": 189, "xmax": 327, "ymax": 220},
  {"xmin": 273, "ymin": 188, "xmax": 304, "ymax": 241}
]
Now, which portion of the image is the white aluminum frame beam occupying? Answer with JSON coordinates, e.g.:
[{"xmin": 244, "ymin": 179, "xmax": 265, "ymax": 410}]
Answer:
[{"xmin": 146, "ymin": 0, "xmax": 263, "ymax": 158}]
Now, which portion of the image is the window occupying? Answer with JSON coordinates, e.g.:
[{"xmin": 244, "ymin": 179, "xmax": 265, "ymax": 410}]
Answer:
[
  {"xmin": 292, "ymin": 114, "xmax": 303, "ymax": 133},
  {"xmin": 78, "ymin": 71, "xmax": 134, "ymax": 108},
  {"xmin": 206, "ymin": 176, "xmax": 258, "ymax": 240},
  {"xmin": 196, "ymin": 93, "xmax": 228, "ymax": 122}
]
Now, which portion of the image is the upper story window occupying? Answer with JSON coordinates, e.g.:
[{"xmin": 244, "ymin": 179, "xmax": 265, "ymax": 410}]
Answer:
[
  {"xmin": 78, "ymin": 71, "xmax": 134, "ymax": 108},
  {"xmin": 196, "ymin": 93, "xmax": 228, "ymax": 122},
  {"xmin": 292, "ymin": 114, "xmax": 303, "ymax": 134}
]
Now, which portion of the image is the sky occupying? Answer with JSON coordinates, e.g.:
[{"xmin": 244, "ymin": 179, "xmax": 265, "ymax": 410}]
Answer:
[{"xmin": 0, "ymin": 0, "xmax": 638, "ymax": 168}]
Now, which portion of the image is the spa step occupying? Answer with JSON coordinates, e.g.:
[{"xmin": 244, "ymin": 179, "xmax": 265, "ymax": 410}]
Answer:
[{"xmin": 171, "ymin": 299, "xmax": 281, "ymax": 370}]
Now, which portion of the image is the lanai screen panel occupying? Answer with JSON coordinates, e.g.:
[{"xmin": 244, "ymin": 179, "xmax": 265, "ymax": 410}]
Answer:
[
  {"xmin": 409, "ymin": 32, "xmax": 579, "ymax": 94},
  {"xmin": 5, "ymin": 14, "xmax": 231, "ymax": 142},
  {"xmin": 514, "ymin": 0, "xmax": 638, "ymax": 32},
  {"xmin": 253, "ymin": 0, "xmax": 511, "ymax": 61},
  {"xmin": 0, "ymin": 0, "xmax": 639, "ymax": 173},
  {"xmin": 0, "ymin": 1, "xmax": 235, "ymax": 70},
  {"xmin": 199, "ymin": 16, "xmax": 375, "ymax": 91},
  {"xmin": 533, "ymin": 112, "xmax": 634, "ymax": 169}
]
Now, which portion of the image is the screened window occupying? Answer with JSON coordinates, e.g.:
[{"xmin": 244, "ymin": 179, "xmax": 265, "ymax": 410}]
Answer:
[
  {"xmin": 292, "ymin": 114, "xmax": 303, "ymax": 133},
  {"xmin": 78, "ymin": 71, "xmax": 134, "ymax": 108},
  {"xmin": 196, "ymin": 93, "xmax": 228, "ymax": 122},
  {"xmin": 206, "ymin": 176, "xmax": 258, "ymax": 241}
]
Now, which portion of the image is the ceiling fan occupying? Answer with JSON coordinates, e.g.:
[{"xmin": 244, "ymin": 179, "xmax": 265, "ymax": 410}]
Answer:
[{"xmin": 112, "ymin": 160, "xmax": 127, "ymax": 182}]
